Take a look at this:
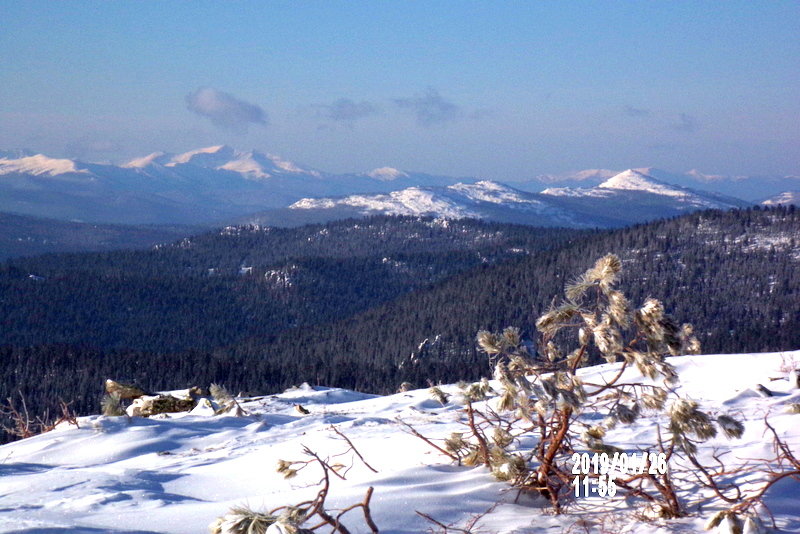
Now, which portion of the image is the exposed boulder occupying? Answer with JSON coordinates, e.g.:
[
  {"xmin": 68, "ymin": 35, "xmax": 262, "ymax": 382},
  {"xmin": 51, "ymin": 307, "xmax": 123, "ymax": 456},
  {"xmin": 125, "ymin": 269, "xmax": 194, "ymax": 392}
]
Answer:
[
  {"xmin": 126, "ymin": 394, "xmax": 196, "ymax": 417},
  {"xmin": 105, "ymin": 379, "xmax": 152, "ymax": 400}
]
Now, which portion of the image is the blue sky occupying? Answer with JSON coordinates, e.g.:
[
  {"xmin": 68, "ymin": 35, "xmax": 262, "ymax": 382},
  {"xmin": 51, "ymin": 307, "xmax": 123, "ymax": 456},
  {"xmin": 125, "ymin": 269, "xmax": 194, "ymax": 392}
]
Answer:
[{"xmin": 1, "ymin": 1, "xmax": 798, "ymax": 178}]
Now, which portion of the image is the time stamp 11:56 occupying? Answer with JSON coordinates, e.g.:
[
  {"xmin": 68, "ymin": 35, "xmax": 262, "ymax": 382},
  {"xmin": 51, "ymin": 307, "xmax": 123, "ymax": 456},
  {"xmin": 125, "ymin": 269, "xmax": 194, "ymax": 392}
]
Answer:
[{"xmin": 571, "ymin": 451, "xmax": 668, "ymax": 498}]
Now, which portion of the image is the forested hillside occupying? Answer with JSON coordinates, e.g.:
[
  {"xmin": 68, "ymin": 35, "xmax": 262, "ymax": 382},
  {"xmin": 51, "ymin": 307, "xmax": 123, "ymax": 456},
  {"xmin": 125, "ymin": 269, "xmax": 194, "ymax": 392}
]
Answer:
[
  {"xmin": 217, "ymin": 206, "xmax": 800, "ymax": 392},
  {"xmin": 0, "ymin": 212, "xmax": 198, "ymax": 260},
  {"xmin": 0, "ymin": 217, "xmax": 580, "ymax": 352},
  {"xmin": 2, "ymin": 207, "xmax": 798, "ymax": 443}
]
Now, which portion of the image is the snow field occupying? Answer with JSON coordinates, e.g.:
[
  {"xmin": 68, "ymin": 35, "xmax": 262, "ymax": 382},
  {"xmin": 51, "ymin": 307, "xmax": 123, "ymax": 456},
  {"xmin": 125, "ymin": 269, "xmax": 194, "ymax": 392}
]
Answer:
[{"xmin": 1, "ymin": 351, "xmax": 799, "ymax": 533}]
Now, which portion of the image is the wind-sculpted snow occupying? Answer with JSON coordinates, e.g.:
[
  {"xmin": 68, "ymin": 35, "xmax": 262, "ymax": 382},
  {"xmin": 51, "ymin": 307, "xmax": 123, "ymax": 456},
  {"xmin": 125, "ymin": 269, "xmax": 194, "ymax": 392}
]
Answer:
[{"xmin": 1, "ymin": 351, "xmax": 798, "ymax": 533}]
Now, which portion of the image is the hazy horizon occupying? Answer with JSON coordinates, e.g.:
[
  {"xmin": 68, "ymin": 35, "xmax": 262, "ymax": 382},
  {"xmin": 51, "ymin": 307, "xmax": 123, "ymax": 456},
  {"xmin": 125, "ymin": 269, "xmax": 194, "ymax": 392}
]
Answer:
[{"xmin": 2, "ymin": 2, "xmax": 798, "ymax": 180}]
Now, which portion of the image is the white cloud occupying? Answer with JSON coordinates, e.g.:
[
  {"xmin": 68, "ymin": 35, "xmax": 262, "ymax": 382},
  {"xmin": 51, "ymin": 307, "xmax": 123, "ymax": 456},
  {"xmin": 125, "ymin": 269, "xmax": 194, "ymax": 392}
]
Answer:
[{"xmin": 185, "ymin": 88, "xmax": 268, "ymax": 132}]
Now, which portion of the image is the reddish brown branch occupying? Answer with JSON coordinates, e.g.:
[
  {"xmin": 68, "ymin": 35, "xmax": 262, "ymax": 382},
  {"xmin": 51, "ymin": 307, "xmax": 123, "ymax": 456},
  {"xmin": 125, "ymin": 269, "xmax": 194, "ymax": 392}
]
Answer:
[
  {"xmin": 397, "ymin": 419, "xmax": 459, "ymax": 462},
  {"xmin": 330, "ymin": 425, "xmax": 379, "ymax": 473},
  {"xmin": 465, "ymin": 400, "xmax": 491, "ymax": 467}
]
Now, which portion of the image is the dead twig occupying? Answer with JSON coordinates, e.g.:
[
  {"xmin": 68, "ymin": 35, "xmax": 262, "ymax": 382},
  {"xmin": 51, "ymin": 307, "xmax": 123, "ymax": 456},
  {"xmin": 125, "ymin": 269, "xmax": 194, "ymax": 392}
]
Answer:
[
  {"xmin": 397, "ymin": 418, "xmax": 460, "ymax": 463},
  {"xmin": 330, "ymin": 425, "xmax": 378, "ymax": 473}
]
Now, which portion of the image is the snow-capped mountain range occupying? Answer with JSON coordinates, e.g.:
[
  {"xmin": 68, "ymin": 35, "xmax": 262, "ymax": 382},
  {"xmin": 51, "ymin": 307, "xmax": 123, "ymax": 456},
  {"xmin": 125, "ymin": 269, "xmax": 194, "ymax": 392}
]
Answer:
[
  {"xmin": 0, "ymin": 146, "xmax": 795, "ymax": 227},
  {"xmin": 0, "ymin": 146, "xmax": 468, "ymax": 225},
  {"xmin": 289, "ymin": 181, "xmax": 588, "ymax": 227},
  {"xmin": 521, "ymin": 167, "xmax": 800, "ymax": 202},
  {"xmin": 122, "ymin": 145, "xmax": 324, "ymax": 180},
  {"xmin": 287, "ymin": 170, "xmax": 750, "ymax": 228}
]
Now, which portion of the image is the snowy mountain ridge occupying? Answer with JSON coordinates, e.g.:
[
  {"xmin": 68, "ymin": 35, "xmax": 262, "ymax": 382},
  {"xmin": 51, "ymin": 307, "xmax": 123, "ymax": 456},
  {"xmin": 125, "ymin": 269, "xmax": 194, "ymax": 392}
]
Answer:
[
  {"xmin": 519, "ymin": 167, "xmax": 800, "ymax": 202},
  {"xmin": 0, "ymin": 146, "xmax": 784, "ymax": 226},
  {"xmin": 289, "ymin": 180, "xmax": 590, "ymax": 227},
  {"xmin": 540, "ymin": 169, "xmax": 738, "ymax": 209},
  {"xmin": 0, "ymin": 153, "xmax": 92, "ymax": 177},
  {"xmin": 291, "ymin": 186, "xmax": 481, "ymax": 219},
  {"xmin": 289, "ymin": 170, "xmax": 750, "ymax": 228},
  {"xmin": 0, "ymin": 146, "xmax": 479, "ymax": 225},
  {"xmin": 762, "ymin": 191, "xmax": 800, "ymax": 206},
  {"xmin": 122, "ymin": 145, "xmax": 323, "ymax": 180}
]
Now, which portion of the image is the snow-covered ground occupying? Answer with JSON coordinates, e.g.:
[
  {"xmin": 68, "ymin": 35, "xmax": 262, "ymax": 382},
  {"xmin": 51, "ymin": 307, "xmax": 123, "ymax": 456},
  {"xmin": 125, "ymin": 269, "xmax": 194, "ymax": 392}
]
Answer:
[{"xmin": 1, "ymin": 351, "xmax": 799, "ymax": 533}]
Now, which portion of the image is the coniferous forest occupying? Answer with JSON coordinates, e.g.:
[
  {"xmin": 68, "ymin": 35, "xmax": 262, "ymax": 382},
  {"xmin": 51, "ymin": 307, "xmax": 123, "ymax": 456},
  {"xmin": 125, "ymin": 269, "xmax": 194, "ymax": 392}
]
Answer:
[{"xmin": 1, "ymin": 207, "xmax": 799, "ymax": 442}]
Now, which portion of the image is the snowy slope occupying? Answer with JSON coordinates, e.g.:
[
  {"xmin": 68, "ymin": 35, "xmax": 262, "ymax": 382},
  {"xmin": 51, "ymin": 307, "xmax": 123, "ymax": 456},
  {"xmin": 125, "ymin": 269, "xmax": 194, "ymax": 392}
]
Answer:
[
  {"xmin": 291, "ymin": 187, "xmax": 480, "ymax": 219},
  {"xmin": 542, "ymin": 169, "xmax": 744, "ymax": 209},
  {"xmin": 536, "ymin": 169, "xmax": 751, "ymax": 225},
  {"xmin": 517, "ymin": 168, "xmax": 620, "ymax": 190},
  {"xmin": 762, "ymin": 191, "xmax": 800, "ymax": 206},
  {"xmin": 642, "ymin": 168, "xmax": 800, "ymax": 202},
  {"xmin": 601, "ymin": 169, "xmax": 697, "ymax": 197},
  {"xmin": 1, "ymin": 351, "xmax": 798, "ymax": 534},
  {"xmin": 0, "ymin": 154, "xmax": 93, "ymax": 177}
]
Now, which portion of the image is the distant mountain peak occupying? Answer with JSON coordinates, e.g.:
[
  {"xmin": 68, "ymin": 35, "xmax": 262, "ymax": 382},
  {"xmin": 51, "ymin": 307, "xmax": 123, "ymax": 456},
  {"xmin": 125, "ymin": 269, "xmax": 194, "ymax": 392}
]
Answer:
[
  {"xmin": 366, "ymin": 167, "xmax": 409, "ymax": 181},
  {"xmin": 120, "ymin": 146, "xmax": 322, "ymax": 179},
  {"xmin": 263, "ymin": 152, "xmax": 321, "ymax": 177},
  {"xmin": 0, "ymin": 153, "xmax": 90, "ymax": 177},
  {"xmin": 598, "ymin": 169, "xmax": 685, "ymax": 197},
  {"xmin": 122, "ymin": 152, "xmax": 168, "ymax": 169},
  {"xmin": 540, "ymin": 168, "xmax": 750, "ymax": 214},
  {"xmin": 217, "ymin": 151, "xmax": 273, "ymax": 179},
  {"xmin": 168, "ymin": 145, "xmax": 235, "ymax": 166}
]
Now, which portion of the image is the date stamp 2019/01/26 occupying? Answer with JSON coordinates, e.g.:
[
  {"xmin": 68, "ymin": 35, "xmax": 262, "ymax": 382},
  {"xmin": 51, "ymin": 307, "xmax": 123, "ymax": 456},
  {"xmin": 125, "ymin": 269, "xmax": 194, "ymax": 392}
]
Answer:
[{"xmin": 570, "ymin": 451, "xmax": 668, "ymax": 498}]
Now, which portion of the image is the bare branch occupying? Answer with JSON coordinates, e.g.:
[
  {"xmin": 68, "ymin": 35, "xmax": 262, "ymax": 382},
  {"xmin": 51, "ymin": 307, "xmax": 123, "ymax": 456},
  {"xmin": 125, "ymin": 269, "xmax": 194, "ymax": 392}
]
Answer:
[{"xmin": 330, "ymin": 425, "xmax": 378, "ymax": 473}]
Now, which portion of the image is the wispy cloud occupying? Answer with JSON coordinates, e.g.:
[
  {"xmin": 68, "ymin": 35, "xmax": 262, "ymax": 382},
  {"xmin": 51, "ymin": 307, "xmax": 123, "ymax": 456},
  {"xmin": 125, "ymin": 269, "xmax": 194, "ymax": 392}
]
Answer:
[
  {"xmin": 317, "ymin": 98, "xmax": 378, "ymax": 123},
  {"xmin": 185, "ymin": 87, "xmax": 268, "ymax": 132},
  {"xmin": 394, "ymin": 87, "xmax": 461, "ymax": 127},
  {"xmin": 623, "ymin": 105, "xmax": 650, "ymax": 117},
  {"xmin": 672, "ymin": 113, "xmax": 699, "ymax": 133}
]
